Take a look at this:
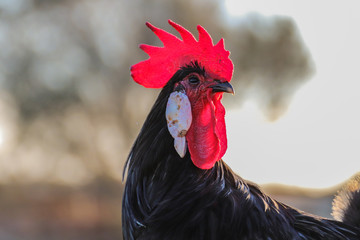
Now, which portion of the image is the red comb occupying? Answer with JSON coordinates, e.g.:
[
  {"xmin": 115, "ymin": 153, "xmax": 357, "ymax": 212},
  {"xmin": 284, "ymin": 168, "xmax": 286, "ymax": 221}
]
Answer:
[{"xmin": 131, "ymin": 20, "xmax": 233, "ymax": 88}]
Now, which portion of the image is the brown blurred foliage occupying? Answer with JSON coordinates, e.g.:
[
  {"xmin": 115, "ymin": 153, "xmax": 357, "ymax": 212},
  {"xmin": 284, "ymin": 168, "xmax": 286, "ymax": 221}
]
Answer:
[
  {"xmin": 0, "ymin": 0, "xmax": 314, "ymax": 239},
  {"xmin": 226, "ymin": 14, "xmax": 314, "ymax": 120}
]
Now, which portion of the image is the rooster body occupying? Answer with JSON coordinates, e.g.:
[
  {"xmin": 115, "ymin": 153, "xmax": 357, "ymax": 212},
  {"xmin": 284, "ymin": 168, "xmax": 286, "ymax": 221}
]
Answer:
[{"xmin": 123, "ymin": 21, "xmax": 360, "ymax": 239}]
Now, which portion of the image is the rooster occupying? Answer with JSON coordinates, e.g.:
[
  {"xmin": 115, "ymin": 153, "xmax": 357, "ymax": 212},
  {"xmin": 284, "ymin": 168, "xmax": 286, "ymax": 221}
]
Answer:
[{"xmin": 122, "ymin": 20, "xmax": 360, "ymax": 240}]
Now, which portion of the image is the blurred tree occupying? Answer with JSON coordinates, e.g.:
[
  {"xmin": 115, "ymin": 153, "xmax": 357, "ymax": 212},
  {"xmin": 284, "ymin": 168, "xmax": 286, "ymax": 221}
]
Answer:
[{"xmin": 226, "ymin": 13, "xmax": 314, "ymax": 120}]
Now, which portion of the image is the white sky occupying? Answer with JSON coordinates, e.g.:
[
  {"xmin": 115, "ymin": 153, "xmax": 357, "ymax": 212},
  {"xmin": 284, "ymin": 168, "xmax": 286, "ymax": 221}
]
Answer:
[{"xmin": 224, "ymin": 0, "xmax": 360, "ymax": 188}]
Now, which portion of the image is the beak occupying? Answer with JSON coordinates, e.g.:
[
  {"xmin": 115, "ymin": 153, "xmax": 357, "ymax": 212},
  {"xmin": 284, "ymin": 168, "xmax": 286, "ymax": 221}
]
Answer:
[{"xmin": 210, "ymin": 81, "xmax": 234, "ymax": 94}]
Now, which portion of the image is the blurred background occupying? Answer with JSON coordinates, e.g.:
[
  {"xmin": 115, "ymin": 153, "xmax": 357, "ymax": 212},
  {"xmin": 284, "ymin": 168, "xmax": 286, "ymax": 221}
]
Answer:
[{"xmin": 0, "ymin": 0, "xmax": 359, "ymax": 239}]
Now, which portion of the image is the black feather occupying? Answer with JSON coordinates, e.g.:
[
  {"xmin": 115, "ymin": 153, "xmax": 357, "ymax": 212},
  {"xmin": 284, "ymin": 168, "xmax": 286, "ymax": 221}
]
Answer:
[{"xmin": 122, "ymin": 68, "xmax": 360, "ymax": 240}]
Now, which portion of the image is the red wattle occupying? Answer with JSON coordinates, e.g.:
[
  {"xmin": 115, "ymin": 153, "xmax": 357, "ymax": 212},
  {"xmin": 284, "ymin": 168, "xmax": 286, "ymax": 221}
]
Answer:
[
  {"xmin": 186, "ymin": 92, "xmax": 227, "ymax": 169},
  {"xmin": 214, "ymin": 94, "xmax": 227, "ymax": 160}
]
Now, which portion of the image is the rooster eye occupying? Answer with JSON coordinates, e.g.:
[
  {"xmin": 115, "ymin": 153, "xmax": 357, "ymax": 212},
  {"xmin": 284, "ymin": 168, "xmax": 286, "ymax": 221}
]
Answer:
[{"xmin": 188, "ymin": 76, "xmax": 200, "ymax": 85}]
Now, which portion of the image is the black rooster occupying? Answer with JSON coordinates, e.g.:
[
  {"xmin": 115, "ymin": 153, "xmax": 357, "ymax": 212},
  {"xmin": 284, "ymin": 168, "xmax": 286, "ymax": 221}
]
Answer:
[{"xmin": 122, "ymin": 20, "xmax": 360, "ymax": 240}]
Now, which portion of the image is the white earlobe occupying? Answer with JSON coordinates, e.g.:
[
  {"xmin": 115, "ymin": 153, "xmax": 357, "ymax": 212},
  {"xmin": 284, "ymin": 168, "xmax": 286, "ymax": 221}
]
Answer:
[
  {"xmin": 174, "ymin": 137, "xmax": 186, "ymax": 158},
  {"xmin": 165, "ymin": 91, "xmax": 192, "ymax": 158}
]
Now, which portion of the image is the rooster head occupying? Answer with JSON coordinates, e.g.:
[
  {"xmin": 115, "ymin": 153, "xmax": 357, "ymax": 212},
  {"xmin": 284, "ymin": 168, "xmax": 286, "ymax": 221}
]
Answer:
[{"xmin": 131, "ymin": 20, "xmax": 234, "ymax": 169}]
